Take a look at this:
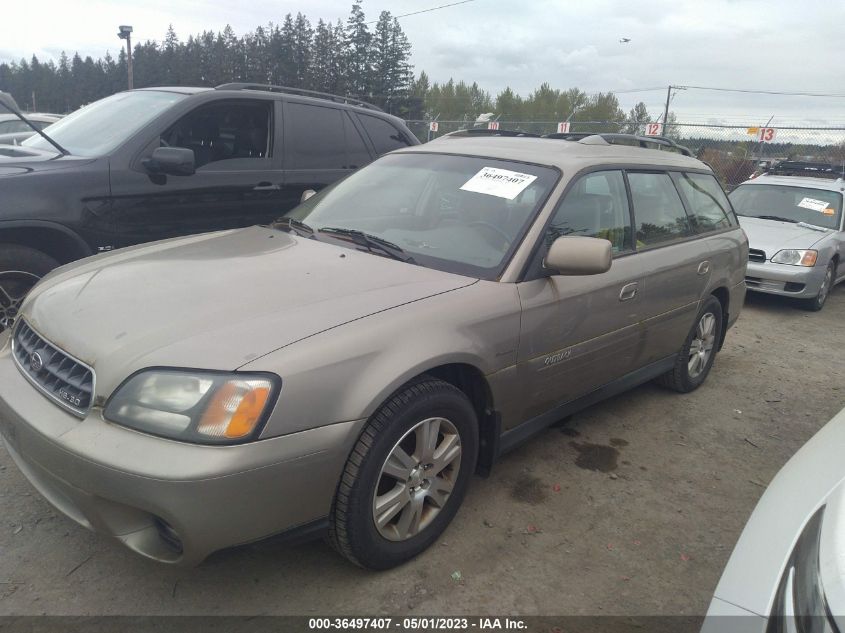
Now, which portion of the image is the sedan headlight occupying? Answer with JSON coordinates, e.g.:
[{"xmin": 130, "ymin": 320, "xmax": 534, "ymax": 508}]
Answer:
[
  {"xmin": 104, "ymin": 369, "xmax": 280, "ymax": 444},
  {"xmin": 771, "ymin": 249, "xmax": 818, "ymax": 267},
  {"xmin": 768, "ymin": 506, "xmax": 836, "ymax": 633}
]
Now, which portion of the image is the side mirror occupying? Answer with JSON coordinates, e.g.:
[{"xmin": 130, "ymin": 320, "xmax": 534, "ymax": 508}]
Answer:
[
  {"xmin": 544, "ymin": 236, "xmax": 612, "ymax": 275},
  {"xmin": 143, "ymin": 147, "xmax": 195, "ymax": 176},
  {"xmin": 301, "ymin": 189, "xmax": 317, "ymax": 203}
]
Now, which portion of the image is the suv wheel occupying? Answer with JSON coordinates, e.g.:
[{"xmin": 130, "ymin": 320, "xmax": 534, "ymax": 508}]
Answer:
[
  {"xmin": 801, "ymin": 261, "xmax": 835, "ymax": 312},
  {"xmin": 328, "ymin": 376, "xmax": 478, "ymax": 569},
  {"xmin": 657, "ymin": 295, "xmax": 723, "ymax": 393},
  {"xmin": 0, "ymin": 244, "xmax": 59, "ymax": 334}
]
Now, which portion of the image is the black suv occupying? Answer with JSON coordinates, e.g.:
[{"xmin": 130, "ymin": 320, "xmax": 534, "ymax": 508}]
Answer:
[{"xmin": 0, "ymin": 83, "xmax": 418, "ymax": 331}]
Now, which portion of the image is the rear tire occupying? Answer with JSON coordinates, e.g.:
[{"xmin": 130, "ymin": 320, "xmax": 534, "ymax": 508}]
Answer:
[
  {"xmin": 801, "ymin": 261, "xmax": 835, "ymax": 312},
  {"xmin": 656, "ymin": 295, "xmax": 723, "ymax": 393},
  {"xmin": 328, "ymin": 376, "xmax": 478, "ymax": 570},
  {"xmin": 0, "ymin": 244, "xmax": 59, "ymax": 333}
]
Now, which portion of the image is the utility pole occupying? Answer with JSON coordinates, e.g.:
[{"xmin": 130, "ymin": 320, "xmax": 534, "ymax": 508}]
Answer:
[
  {"xmin": 118, "ymin": 25, "xmax": 134, "ymax": 89},
  {"xmin": 663, "ymin": 85, "xmax": 672, "ymax": 134}
]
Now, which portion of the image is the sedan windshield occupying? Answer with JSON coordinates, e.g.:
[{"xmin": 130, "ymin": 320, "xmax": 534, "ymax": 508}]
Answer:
[
  {"xmin": 22, "ymin": 91, "xmax": 186, "ymax": 157},
  {"xmin": 285, "ymin": 153, "xmax": 559, "ymax": 279},
  {"xmin": 730, "ymin": 184, "xmax": 843, "ymax": 230}
]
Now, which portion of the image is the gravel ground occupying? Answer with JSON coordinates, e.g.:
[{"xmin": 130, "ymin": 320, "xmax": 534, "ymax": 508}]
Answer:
[{"xmin": 1, "ymin": 285, "xmax": 844, "ymax": 617}]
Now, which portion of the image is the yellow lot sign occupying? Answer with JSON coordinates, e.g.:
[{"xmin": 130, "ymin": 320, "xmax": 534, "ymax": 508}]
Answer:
[{"xmin": 747, "ymin": 127, "xmax": 759, "ymax": 135}]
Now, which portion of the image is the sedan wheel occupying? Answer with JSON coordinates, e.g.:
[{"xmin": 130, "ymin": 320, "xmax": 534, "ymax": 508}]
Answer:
[
  {"xmin": 373, "ymin": 417, "xmax": 462, "ymax": 542},
  {"xmin": 329, "ymin": 377, "xmax": 478, "ymax": 569}
]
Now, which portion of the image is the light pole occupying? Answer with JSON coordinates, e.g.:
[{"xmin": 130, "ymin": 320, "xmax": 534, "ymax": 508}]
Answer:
[{"xmin": 117, "ymin": 25, "xmax": 133, "ymax": 89}]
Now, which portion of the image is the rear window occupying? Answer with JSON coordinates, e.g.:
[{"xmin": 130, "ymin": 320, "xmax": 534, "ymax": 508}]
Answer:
[
  {"xmin": 286, "ymin": 102, "xmax": 347, "ymax": 169},
  {"xmin": 358, "ymin": 114, "xmax": 411, "ymax": 155},
  {"xmin": 675, "ymin": 173, "xmax": 735, "ymax": 232},
  {"xmin": 730, "ymin": 184, "xmax": 843, "ymax": 230},
  {"xmin": 628, "ymin": 172, "xmax": 693, "ymax": 247}
]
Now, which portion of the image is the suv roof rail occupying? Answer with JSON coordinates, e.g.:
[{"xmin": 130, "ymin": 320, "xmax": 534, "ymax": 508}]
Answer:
[
  {"xmin": 766, "ymin": 160, "xmax": 845, "ymax": 180},
  {"xmin": 214, "ymin": 83, "xmax": 383, "ymax": 112},
  {"xmin": 544, "ymin": 132, "xmax": 694, "ymax": 157},
  {"xmin": 445, "ymin": 128, "xmax": 541, "ymax": 138}
]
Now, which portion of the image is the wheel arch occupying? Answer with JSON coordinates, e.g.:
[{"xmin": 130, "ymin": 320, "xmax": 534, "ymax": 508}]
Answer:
[
  {"xmin": 0, "ymin": 220, "xmax": 93, "ymax": 266},
  {"xmin": 710, "ymin": 286, "xmax": 730, "ymax": 351}
]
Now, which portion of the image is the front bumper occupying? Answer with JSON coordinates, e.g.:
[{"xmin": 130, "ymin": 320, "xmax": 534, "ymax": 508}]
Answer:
[
  {"xmin": 745, "ymin": 260, "xmax": 827, "ymax": 299},
  {"xmin": 0, "ymin": 344, "xmax": 365, "ymax": 566}
]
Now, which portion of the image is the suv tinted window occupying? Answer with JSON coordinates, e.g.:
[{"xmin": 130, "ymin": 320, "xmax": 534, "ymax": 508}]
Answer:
[
  {"xmin": 163, "ymin": 100, "xmax": 271, "ymax": 169},
  {"xmin": 628, "ymin": 172, "xmax": 692, "ymax": 247},
  {"xmin": 358, "ymin": 114, "xmax": 411, "ymax": 155},
  {"xmin": 344, "ymin": 112, "xmax": 372, "ymax": 169},
  {"xmin": 286, "ymin": 102, "xmax": 346, "ymax": 169},
  {"xmin": 547, "ymin": 170, "xmax": 633, "ymax": 254},
  {"xmin": 675, "ymin": 172, "xmax": 734, "ymax": 231}
]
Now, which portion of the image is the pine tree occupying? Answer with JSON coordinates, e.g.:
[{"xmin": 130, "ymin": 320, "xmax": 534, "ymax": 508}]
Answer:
[{"xmin": 345, "ymin": 0, "xmax": 372, "ymax": 97}]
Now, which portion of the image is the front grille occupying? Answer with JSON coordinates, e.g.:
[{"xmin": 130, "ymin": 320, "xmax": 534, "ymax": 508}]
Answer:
[
  {"xmin": 748, "ymin": 249, "xmax": 767, "ymax": 262},
  {"xmin": 12, "ymin": 321, "xmax": 94, "ymax": 417}
]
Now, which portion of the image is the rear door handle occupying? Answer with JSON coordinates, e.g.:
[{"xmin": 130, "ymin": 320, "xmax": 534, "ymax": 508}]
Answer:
[
  {"xmin": 619, "ymin": 282, "xmax": 638, "ymax": 301},
  {"xmin": 253, "ymin": 182, "xmax": 281, "ymax": 191},
  {"xmin": 698, "ymin": 261, "xmax": 710, "ymax": 275}
]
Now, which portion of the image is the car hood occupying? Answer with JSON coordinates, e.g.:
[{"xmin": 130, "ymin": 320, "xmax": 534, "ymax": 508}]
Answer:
[
  {"xmin": 711, "ymin": 406, "xmax": 845, "ymax": 617},
  {"xmin": 738, "ymin": 216, "xmax": 830, "ymax": 256},
  {"xmin": 20, "ymin": 226, "xmax": 477, "ymax": 399}
]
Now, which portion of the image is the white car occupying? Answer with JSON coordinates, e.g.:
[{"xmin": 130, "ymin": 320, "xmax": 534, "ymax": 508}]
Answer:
[{"xmin": 703, "ymin": 406, "xmax": 845, "ymax": 632}]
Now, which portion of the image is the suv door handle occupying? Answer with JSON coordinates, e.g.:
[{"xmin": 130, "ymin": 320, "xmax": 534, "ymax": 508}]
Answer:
[
  {"xmin": 698, "ymin": 261, "xmax": 710, "ymax": 275},
  {"xmin": 619, "ymin": 282, "xmax": 638, "ymax": 301},
  {"xmin": 253, "ymin": 182, "xmax": 281, "ymax": 191}
]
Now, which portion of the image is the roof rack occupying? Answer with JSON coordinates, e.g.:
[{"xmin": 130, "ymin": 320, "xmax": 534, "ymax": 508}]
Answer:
[
  {"xmin": 544, "ymin": 132, "xmax": 694, "ymax": 157},
  {"xmin": 214, "ymin": 83, "xmax": 383, "ymax": 112},
  {"xmin": 766, "ymin": 160, "xmax": 845, "ymax": 180},
  {"xmin": 445, "ymin": 128, "xmax": 541, "ymax": 138}
]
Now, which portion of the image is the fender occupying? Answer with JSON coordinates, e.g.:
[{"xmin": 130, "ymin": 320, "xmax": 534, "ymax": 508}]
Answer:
[{"xmin": 0, "ymin": 219, "xmax": 94, "ymax": 260}]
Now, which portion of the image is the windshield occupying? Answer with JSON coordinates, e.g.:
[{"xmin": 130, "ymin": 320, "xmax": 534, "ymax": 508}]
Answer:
[
  {"xmin": 730, "ymin": 184, "xmax": 843, "ymax": 230},
  {"xmin": 285, "ymin": 153, "xmax": 559, "ymax": 279},
  {"xmin": 22, "ymin": 91, "xmax": 186, "ymax": 157}
]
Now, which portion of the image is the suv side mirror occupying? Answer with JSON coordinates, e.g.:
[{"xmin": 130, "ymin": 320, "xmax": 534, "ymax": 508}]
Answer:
[
  {"xmin": 544, "ymin": 236, "xmax": 612, "ymax": 275},
  {"xmin": 144, "ymin": 147, "xmax": 195, "ymax": 176}
]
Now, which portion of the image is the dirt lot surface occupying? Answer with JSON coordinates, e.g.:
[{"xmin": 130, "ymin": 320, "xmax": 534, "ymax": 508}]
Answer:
[{"xmin": 1, "ymin": 286, "xmax": 844, "ymax": 617}]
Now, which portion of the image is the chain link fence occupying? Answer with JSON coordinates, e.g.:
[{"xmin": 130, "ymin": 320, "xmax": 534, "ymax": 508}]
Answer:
[{"xmin": 404, "ymin": 120, "xmax": 845, "ymax": 190}]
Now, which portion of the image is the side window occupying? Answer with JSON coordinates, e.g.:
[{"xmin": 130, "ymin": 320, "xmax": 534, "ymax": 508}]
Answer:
[
  {"xmin": 674, "ymin": 172, "xmax": 734, "ymax": 232},
  {"xmin": 546, "ymin": 170, "xmax": 633, "ymax": 254},
  {"xmin": 627, "ymin": 172, "xmax": 693, "ymax": 247},
  {"xmin": 161, "ymin": 100, "xmax": 271, "ymax": 169},
  {"xmin": 286, "ymin": 102, "xmax": 346, "ymax": 169},
  {"xmin": 0, "ymin": 120, "xmax": 30, "ymax": 133},
  {"xmin": 358, "ymin": 114, "xmax": 411, "ymax": 155},
  {"xmin": 343, "ymin": 112, "xmax": 372, "ymax": 169}
]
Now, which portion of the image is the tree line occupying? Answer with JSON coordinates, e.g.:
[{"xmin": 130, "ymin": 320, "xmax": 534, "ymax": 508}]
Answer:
[{"xmin": 0, "ymin": 0, "xmax": 656, "ymax": 130}]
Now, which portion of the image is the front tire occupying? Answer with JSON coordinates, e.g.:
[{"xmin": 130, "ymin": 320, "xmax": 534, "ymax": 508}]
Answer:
[
  {"xmin": 328, "ymin": 376, "xmax": 478, "ymax": 570},
  {"xmin": 801, "ymin": 261, "xmax": 835, "ymax": 312},
  {"xmin": 0, "ymin": 244, "xmax": 59, "ymax": 333},
  {"xmin": 657, "ymin": 295, "xmax": 723, "ymax": 393}
]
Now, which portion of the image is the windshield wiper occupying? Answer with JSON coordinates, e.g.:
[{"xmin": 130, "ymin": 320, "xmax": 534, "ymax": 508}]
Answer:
[
  {"xmin": 755, "ymin": 215, "xmax": 797, "ymax": 223},
  {"xmin": 318, "ymin": 227, "xmax": 416, "ymax": 263},
  {"xmin": 271, "ymin": 216, "xmax": 315, "ymax": 237},
  {"xmin": 0, "ymin": 90, "xmax": 69, "ymax": 156}
]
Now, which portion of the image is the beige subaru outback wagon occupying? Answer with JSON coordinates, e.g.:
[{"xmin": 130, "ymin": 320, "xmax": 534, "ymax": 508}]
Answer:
[{"xmin": 0, "ymin": 132, "xmax": 747, "ymax": 569}]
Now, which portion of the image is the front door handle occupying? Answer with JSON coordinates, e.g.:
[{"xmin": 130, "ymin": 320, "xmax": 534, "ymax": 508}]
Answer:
[
  {"xmin": 619, "ymin": 282, "xmax": 638, "ymax": 301},
  {"xmin": 253, "ymin": 182, "xmax": 281, "ymax": 191},
  {"xmin": 698, "ymin": 260, "xmax": 710, "ymax": 275}
]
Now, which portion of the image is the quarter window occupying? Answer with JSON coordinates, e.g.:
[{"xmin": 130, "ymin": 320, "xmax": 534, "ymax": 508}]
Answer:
[
  {"xmin": 358, "ymin": 114, "xmax": 411, "ymax": 155},
  {"xmin": 546, "ymin": 170, "xmax": 633, "ymax": 254},
  {"xmin": 675, "ymin": 173, "xmax": 734, "ymax": 232},
  {"xmin": 628, "ymin": 172, "xmax": 693, "ymax": 247}
]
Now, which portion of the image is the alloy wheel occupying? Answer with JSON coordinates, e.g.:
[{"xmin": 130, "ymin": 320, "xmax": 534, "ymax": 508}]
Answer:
[
  {"xmin": 688, "ymin": 312, "xmax": 716, "ymax": 379},
  {"xmin": 372, "ymin": 416, "xmax": 462, "ymax": 542},
  {"xmin": 0, "ymin": 271, "xmax": 40, "ymax": 334},
  {"xmin": 817, "ymin": 266, "xmax": 833, "ymax": 308}
]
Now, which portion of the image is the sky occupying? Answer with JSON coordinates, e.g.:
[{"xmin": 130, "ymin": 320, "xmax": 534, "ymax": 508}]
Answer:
[{"xmin": 2, "ymin": 0, "xmax": 845, "ymax": 126}]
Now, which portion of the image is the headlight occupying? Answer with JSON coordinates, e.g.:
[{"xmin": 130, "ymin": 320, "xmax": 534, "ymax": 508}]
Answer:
[
  {"xmin": 771, "ymin": 250, "xmax": 818, "ymax": 267},
  {"xmin": 768, "ymin": 506, "xmax": 836, "ymax": 633},
  {"xmin": 104, "ymin": 369, "xmax": 280, "ymax": 444}
]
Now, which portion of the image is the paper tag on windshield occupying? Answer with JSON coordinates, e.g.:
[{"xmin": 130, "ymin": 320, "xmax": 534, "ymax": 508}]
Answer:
[
  {"xmin": 797, "ymin": 197, "xmax": 830, "ymax": 212},
  {"xmin": 460, "ymin": 167, "xmax": 537, "ymax": 200}
]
